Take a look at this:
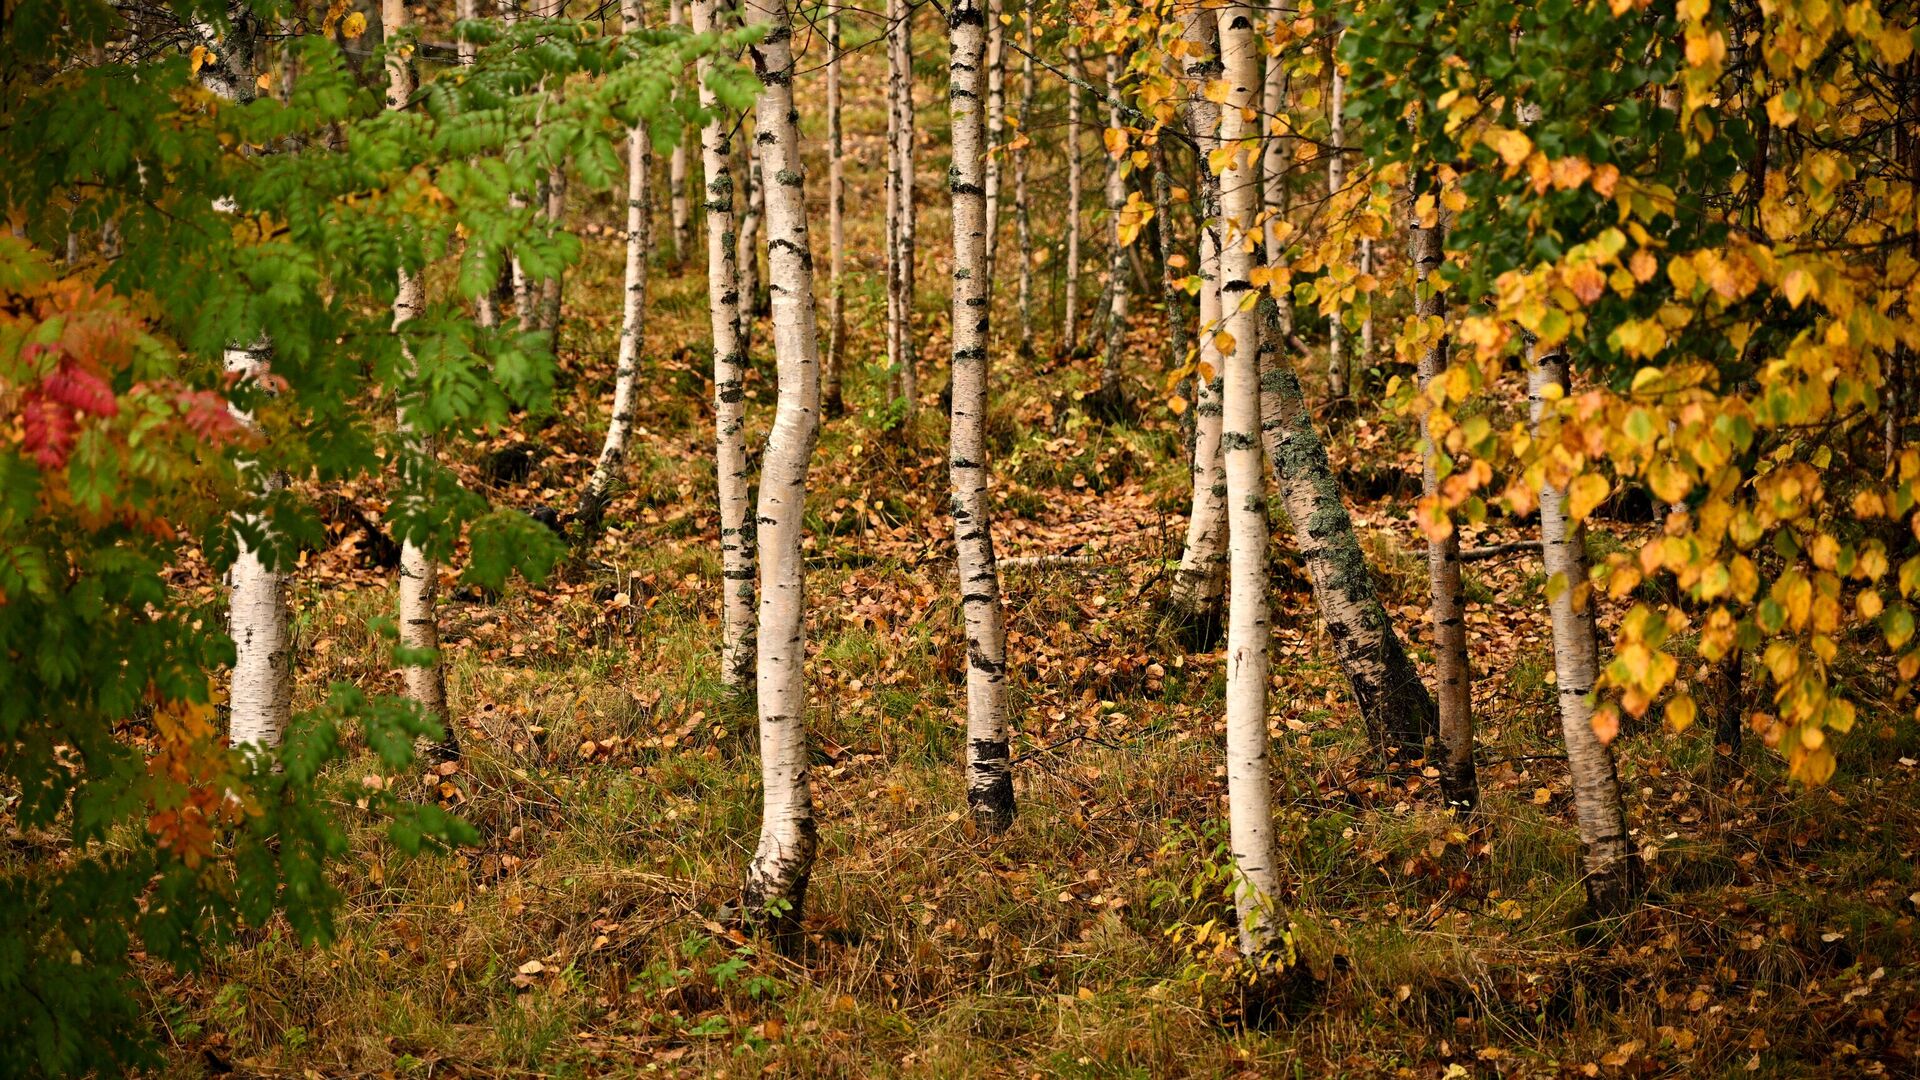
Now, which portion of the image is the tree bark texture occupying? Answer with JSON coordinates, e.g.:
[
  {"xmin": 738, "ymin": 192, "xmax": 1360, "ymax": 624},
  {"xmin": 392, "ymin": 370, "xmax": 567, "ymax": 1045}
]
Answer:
[
  {"xmin": 1013, "ymin": 16, "xmax": 1034, "ymax": 358},
  {"xmin": 668, "ymin": 0, "xmax": 694, "ymax": 263},
  {"xmin": 947, "ymin": 0, "xmax": 1015, "ymax": 834},
  {"xmin": 1062, "ymin": 44, "xmax": 1083, "ymax": 356},
  {"xmin": 887, "ymin": 0, "xmax": 918, "ymax": 410},
  {"xmin": 1324, "ymin": 40, "xmax": 1346, "ymax": 398},
  {"xmin": 1260, "ymin": 25, "xmax": 1292, "ymax": 336},
  {"xmin": 693, "ymin": 0, "xmax": 757, "ymax": 692},
  {"xmin": 982, "ymin": 0, "xmax": 1004, "ymax": 281},
  {"xmin": 1096, "ymin": 53, "xmax": 1129, "ymax": 411},
  {"xmin": 824, "ymin": 12, "xmax": 847, "ymax": 416},
  {"xmin": 740, "ymin": 0, "xmax": 822, "ymax": 931}
]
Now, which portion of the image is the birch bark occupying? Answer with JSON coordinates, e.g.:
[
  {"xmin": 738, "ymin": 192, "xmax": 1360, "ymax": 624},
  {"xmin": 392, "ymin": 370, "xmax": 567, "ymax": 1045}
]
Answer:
[
  {"xmin": 1217, "ymin": 2, "xmax": 1286, "ymax": 963},
  {"xmin": 735, "ymin": 123, "xmax": 764, "ymax": 330},
  {"xmin": 1062, "ymin": 44, "xmax": 1083, "ymax": 356},
  {"xmin": 1012, "ymin": 17, "xmax": 1034, "ymax": 358},
  {"xmin": 1324, "ymin": 38, "xmax": 1347, "ymax": 398},
  {"xmin": 579, "ymin": 0, "xmax": 655, "ymax": 530},
  {"xmin": 668, "ymin": 0, "xmax": 693, "ymax": 263},
  {"xmin": 982, "ymin": 0, "xmax": 1005, "ymax": 280},
  {"xmin": 1410, "ymin": 213, "xmax": 1475, "ymax": 810},
  {"xmin": 1094, "ymin": 53, "xmax": 1129, "ymax": 415},
  {"xmin": 1528, "ymin": 340, "xmax": 1642, "ymax": 915},
  {"xmin": 1167, "ymin": 9, "xmax": 1228, "ymax": 631},
  {"xmin": 693, "ymin": 0, "xmax": 757, "ymax": 692},
  {"xmin": 386, "ymin": 0, "xmax": 455, "ymax": 761},
  {"xmin": 891, "ymin": 0, "xmax": 918, "ymax": 410},
  {"xmin": 824, "ymin": 12, "xmax": 847, "ymax": 415},
  {"xmin": 947, "ymin": 0, "xmax": 1015, "ymax": 834},
  {"xmin": 1260, "ymin": 23, "xmax": 1292, "ymax": 335},
  {"xmin": 740, "ymin": 0, "xmax": 822, "ymax": 930}
]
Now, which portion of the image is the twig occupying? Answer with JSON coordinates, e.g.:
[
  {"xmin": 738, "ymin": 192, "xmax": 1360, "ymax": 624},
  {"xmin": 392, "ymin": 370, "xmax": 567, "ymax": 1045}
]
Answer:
[{"xmin": 1459, "ymin": 540, "xmax": 1539, "ymax": 563}]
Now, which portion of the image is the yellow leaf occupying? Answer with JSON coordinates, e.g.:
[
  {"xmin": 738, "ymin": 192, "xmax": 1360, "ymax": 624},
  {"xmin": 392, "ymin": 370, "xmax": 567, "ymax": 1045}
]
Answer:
[
  {"xmin": 1566, "ymin": 473, "xmax": 1611, "ymax": 521},
  {"xmin": 342, "ymin": 11, "xmax": 368, "ymax": 39},
  {"xmin": 1666, "ymin": 693, "xmax": 1697, "ymax": 732},
  {"xmin": 189, "ymin": 44, "xmax": 212, "ymax": 76},
  {"xmin": 1212, "ymin": 331, "xmax": 1236, "ymax": 357},
  {"xmin": 1486, "ymin": 127, "xmax": 1533, "ymax": 169},
  {"xmin": 1102, "ymin": 127, "xmax": 1127, "ymax": 158},
  {"xmin": 1168, "ymin": 395, "xmax": 1189, "ymax": 416},
  {"xmin": 1203, "ymin": 80, "xmax": 1231, "ymax": 105},
  {"xmin": 1591, "ymin": 704, "xmax": 1621, "ymax": 745}
]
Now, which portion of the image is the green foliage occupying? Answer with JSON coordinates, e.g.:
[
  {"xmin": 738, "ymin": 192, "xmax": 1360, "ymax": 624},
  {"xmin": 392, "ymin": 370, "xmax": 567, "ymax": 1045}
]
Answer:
[{"xmin": 0, "ymin": 1, "xmax": 756, "ymax": 1073}]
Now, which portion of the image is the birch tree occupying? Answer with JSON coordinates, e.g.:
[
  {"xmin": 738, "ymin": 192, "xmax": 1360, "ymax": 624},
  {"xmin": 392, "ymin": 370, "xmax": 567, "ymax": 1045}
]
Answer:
[
  {"xmin": 886, "ymin": 0, "xmax": 918, "ymax": 410},
  {"xmin": 739, "ymin": 0, "xmax": 823, "ymax": 930},
  {"xmin": 201, "ymin": 23, "xmax": 292, "ymax": 752},
  {"xmin": 692, "ymin": 0, "xmax": 756, "ymax": 692},
  {"xmin": 1012, "ymin": 15, "xmax": 1035, "ymax": 358},
  {"xmin": 824, "ymin": 11, "xmax": 847, "ymax": 415},
  {"xmin": 1093, "ymin": 52, "xmax": 1129, "ymax": 417},
  {"xmin": 947, "ymin": 0, "xmax": 1015, "ymax": 834},
  {"xmin": 1324, "ymin": 34, "xmax": 1347, "ymax": 398},
  {"xmin": 1216, "ymin": 0, "xmax": 1295, "ymax": 983},
  {"xmin": 982, "ymin": 0, "xmax": 1005, "ymax": 279},
  {"xmin": 579, "ymin": 0, "xmax": 656, "ymax": 531},
  {"xmin": 1260, "ymin": 17, "xmax": 1291, "ymax": 336},
  {"xmin": 1166, "ymin": 9, "xmax": 1228, "ymax": 632},
  {"xmin": 1528, "ymin": 338, "xmax": 1642, "ymax": 914},
  {"xmin": 1410, "ymin": 212, "xmax": 1476, "ymax": 809},
  {"xmin": 1062, "ymin": 43, "xmax": 1083, "ymax": 355},
  {"xmin": 735, "ymin": 122, "xmax": 764, "ymax": 330},
  {"xmin": 384, "ymin": 0, "xmax": 455, "ymax": 761},
  {"xmin": 667, "ymin": 0, "xmax": 693, "ymax": 262}
]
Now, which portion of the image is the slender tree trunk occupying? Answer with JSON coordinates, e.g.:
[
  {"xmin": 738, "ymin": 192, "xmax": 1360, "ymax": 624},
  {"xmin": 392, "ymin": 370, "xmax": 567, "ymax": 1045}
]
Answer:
[
  {"xmin": 1216, "ymin": 2, "xmax": 1290, "ymax": 974},
  {"xmin": 1094, "ymin": 53, "xmax": 1129, "ymax": 416},
  {"xmin": 1151, "ymin": 148, "xmax": 1188, "ymax": 406},
  {"xmin": 735, "ymin": 123, "xmax": 764, "ymax": 333},
  {"xmin": 456, "ymin": 0, "xmax": 497, "ymax": 328},
  {"xmin": 1260, "ymin": 24, "xmax": 1291, "ymax": 336},
  {"xmin": 693, "ymin": 0, "xmax": 757, "ymax": 692},
  {"xmin": 739, "ymin": 0, "xmax": 822, "ymax": 933},
  {"xmin": 947, "ymin": 0, "xmax": 1015, "ymax": 834},
  {"xmin": 982, "ymin": 0, "xmax": 1004, "ymax": 280},
  {"xmin": 199, "ymin": 20, "xmax": 292, "ymax": 754},
  {"xmin": 385, "ymin": 0, "xmax": 456, "ymax": 762},
  {"xmin": 1410, "ymin": 213, "xmax": 1475, "ymax": 810},
  {"xmin": 1324, "ymin": 38, "xmax": 1346, "ymax": 398},
  {"xmin": 1259, "ymin": 339, "xmax": 1439, "ymax": 763},
  {"xmin": 1527, "ymin": 339, "xmax": 1642, "ymax": 916},
  {"xmin": 1062, "ymin": 44, "xmax": 1083, "ymax": 356},
  {"xmin": 824, "ymin": 12, "xmax": 847, "ymax": 416},
  {"xmin": 1013, "ymin": 16, "xmax": 1034, "ymax": 358},
  {"xmin": 885, "ymin": 8, "xmax": 903, "ymax": 399},
  {"xmin": 667, "ymin": 0, "xmax": 694, "ymax": 263},
  {"xmin": 535, "ymin": 162, "xmax": 568, "ymax": 339},
  {"xmin": 1702, "ymin": 652, "xmax": 1744, "ymax": 781},
  {"xmin": 580, "ymin": 0, "xmax": 655, "ymax": 530},
  {"xmin": 893, "ymin": 1, "xmax": 918, "ymax": 411},
  {"xmin": 1167, "ymin": 9, "xmax": 1227, "ymax": 631}
]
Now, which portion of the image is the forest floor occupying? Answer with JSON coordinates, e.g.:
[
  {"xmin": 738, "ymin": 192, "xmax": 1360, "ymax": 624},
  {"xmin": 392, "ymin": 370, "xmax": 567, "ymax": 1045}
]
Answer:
[{"xmin": 148, "ymin": 31, "xmax": 1920, "ymax": 1080}]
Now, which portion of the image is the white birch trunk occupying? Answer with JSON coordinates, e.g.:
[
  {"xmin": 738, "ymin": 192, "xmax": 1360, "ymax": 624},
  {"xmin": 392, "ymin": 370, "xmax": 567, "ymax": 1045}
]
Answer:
[
  {"xmin": 668, "ymin": 0, "xmax": 693, "ymax": 262},
  {"xmin": 199, "ymin": 19, "xmax": 292, "ymax": 754},
  {"xmin": 386, "ymin": 0, "xmax": 455, "ymax": 761},
  {"xmin": 1324, "ymin": 39, "xmax": 1346, "ymax": 398},
  {"xmin": 1411, "ymin": 214, "xmax": 1475, "ymax": 809},
  {"xmin": 693, "ymin": 0, "xmax": 757, "ymax": 692},
  {"xmin": 982, "ymin": 0, "xmax": 1005, "ymax": 280},
  {"xmin": 1167, "ymin": 9, "xmax": 1227, "ymax": 629},
  {"xmin": 946, "ymin": 0, "xmax": 1015, "ymax": 834},
  {"xmin": 1528, "ymin": 341, "xmax": 1642, "ymax": 914},
  {"xmin": 735, "ymin": 118, "xmax": 764, "ymax": 332},
  {"xmin": 1096, "ymin": 53, "xmax": 1129, "ymax": 412},
  {"xmin": 824, "ymin": 12, "xmax": 847, "ymax": 416},
  {"xmin": 1217, "ymin": 3, "xmax": 1285, "ymax": 962},
  {"xmin": 1260, "ymin": 25, "xmax": 1292, "ymax": 336},
  {"xmin": 1062, "ymin": 44, "xmax": 1083, "ymax": 355},
  {"xmin": 888, "ymin": 0, "xmax": 918, "ymax": 410},
  {"xmin": 580, "ymin": 0, "xmax": 655, "ymax": 529},
  {"xmin": 1013, "ymin": 17, "xmax": 1034, "ymax": 358},
  {"xmin": 456, "ymin": 0, "xmax": 497, "ymax": 328},
  {"xmin": 740, "ymin": 0, "xmax": 822, "ymax": 929}
]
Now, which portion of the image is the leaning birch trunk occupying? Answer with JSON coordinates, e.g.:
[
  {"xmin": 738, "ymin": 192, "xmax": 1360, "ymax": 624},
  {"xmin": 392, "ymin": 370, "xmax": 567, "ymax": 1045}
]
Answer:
[
  {"xmin": 199, "ymin": 21, "xmax": 293, "ymax": 753},
  {"xmin": 1410, "ymin": 212, "xmax": 1476, "ymax": 810},
  {"xmin": 579, "ymin": 0, "xmax": 655, "ymax": 530},
  {"xmin": 1260, "ymin": 22, "xmax": 1291, "ymax": 335},
  {"xmin": 1324, "ymin": 37, "xmax": 1346, "ymax": 398},
  {"xmin": 824, "ymin": 12, "xmax": 847, "ymax": 416},
  {"xmin": 1217, "ymin": 1, "xmax": 1289, "ymax": 970},
  {"xmin": 386, "ymin": 0, "xmax": 455, "ymax": 761},
  {"xmin": 668, "ymin": 0, "xmax": 693, "ymax": 263},
  {"xmin": 693, "ymin": 0, "xmax": 757, "ymax": 691},
  {"xmin": 982, "ymin": 0, "xmax": 1005, "ymax": 280},
  {"xmin": 1013, "ymin": 17, "xmax": 1034, "ymax": 358},
  {"xmin": 1093, "ymin": 53, "xmax": 1129, "ymax": 416},
  {"xmin": 947, "ymin": 0, "xmax": 1014, "ymax": 834},
  {"xmin": 739, "ymin": 0, "xmax": 822, "ymax": 931},
  {"xmin": 1259, "ymin": 346, "xmax": 1439, "ymax": 763},
  {"xmin": 1528, "ymin": 339, "xmax": 1642, "ymax": 915},
  {"xmin": 1062, "ymin": 44, "xmax": 1083, "ymax": 356},
  {"xmin": 1166, "ymin": 7, "xmax": 1228, "ymax": 632}
]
